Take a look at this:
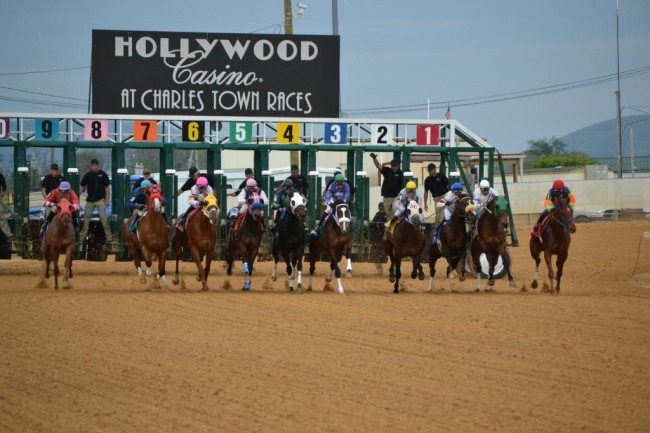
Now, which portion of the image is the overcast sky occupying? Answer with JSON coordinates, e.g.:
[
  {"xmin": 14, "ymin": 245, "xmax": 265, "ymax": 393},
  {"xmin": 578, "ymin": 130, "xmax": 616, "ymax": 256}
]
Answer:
[{"xmin": 1, "ymin": 0, "xmax": 649, "ymax": 153}]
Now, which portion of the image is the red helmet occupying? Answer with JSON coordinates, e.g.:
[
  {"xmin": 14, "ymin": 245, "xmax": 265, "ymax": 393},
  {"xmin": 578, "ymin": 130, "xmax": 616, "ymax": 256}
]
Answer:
[{"xmin": 552, "ymin": 179, "xmax": 564, "ymax": 190}]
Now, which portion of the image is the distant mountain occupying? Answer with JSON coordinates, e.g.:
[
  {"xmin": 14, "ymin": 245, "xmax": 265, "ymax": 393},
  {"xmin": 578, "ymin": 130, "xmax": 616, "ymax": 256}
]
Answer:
[{"xmin": 562, "ymin": 115, "xmax": 650, "ymax": 157}]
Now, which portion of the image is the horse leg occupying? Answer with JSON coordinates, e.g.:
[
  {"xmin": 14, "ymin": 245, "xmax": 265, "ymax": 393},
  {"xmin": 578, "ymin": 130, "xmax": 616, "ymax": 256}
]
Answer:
[
  {"xmin": 393, "ymin": 256, "xmax": 402, "ymax": 294},
  {"xmin": 308, "ymin": 242, "xmax": 317, "ymax": 291},
  {"xmin": 271, "ymin": 236, "xmax": 279, "ymax": 281},
  {"xmin": 62, "ymin": 247, "xmax": 73, "ymax": 289},
  {"xmin": 427, "ymin": 250, "xmax": 439, "ymax": 292},
  {"xmin": 296, "ymin": 255, "xmax": 303, "ymax": 293},
  {"xmin": 53, "ymin": 253, "xmax": 60, "ymax": 291},
  {"xmin": 530, "ymin": 238, "xmax": 542, "ymax": 290},
  {"xmin": 485, "ymin": 250, "xmax": 496, "ymax": 291},
  {"xmin": 445, "ymin": 254, "xmax": 456, "ymax": 293},
  {"xmin": 502, "ymin": 249, "xmax": 517, "ymax": 289},
  {"xmin": 203, "ymin": 249, "xmax": 212, "ymax": 291},
  {"xmin": 171, "ymin": 232, "xmax": 181, "ymax": 285},
  {"xmin": 555, "ymin": 251, "xmax": 568, "ymax": 294},
  {"xmin": 543, "ymin": 250, "xmax": 556, "ymax": 295},
  {"xmin": 285, "ymin": 254, "xmax": 294, "ymax": 292},
  {"xmin": 190, "ymin": 247, "xmax": 208, "ymax": 291},
  {"xmin": 345, "ymin": 244, "xmax": 352, "ymax": 278},
  {"xmin": 142, "ymin": 245, "xmax": 154, "ymax": 281},
  {"xmin": 242, "ymin": 251, "xmax": 251, "ymax": 292},
  {"xmin": 333, "ymin": 256, "xmax": 344, "ymax": 295},
  {"xmin": 156, "ymin": 248, "xmax": 169, "ymax": 289}
]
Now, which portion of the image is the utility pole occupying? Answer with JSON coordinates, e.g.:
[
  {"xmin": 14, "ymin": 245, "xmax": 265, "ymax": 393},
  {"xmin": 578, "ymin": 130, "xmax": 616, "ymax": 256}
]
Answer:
[
  {"xmin": 615, "ymin": 0, "xmax": 623, "ymax": 178},
  {"xmin": 284, "ymin": 0, "xmax": 299, "ymax": 167},
  {"xmin": 630, "ymin": 126, "xmax": 635, "ymax": 178}
]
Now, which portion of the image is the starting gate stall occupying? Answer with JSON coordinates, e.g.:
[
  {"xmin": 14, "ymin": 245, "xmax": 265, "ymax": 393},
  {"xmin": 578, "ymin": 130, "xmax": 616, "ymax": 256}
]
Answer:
[{"xmin": 0, "ymin": 114, "xmax": 519, "ymax": 261}]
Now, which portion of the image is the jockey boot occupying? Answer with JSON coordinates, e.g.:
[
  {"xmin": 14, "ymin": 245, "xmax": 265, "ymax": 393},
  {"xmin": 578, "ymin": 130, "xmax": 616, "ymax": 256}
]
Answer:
[
  {"xmin": 384, "ymin": 215, "xmax": 398, "ymax": 229},
  {"xmin": 129, "ymin": 215, "xmax": 140, "ymax": 233},
  {"xmin": 309, "ymin": 215, "xmax": 326, "ymax": 239},
  {"xmin": 72, "ymin": 211, "xmax": 80, "ymax": 234},
  {"xmin": 531, "ymin": 216, "xmax": 543, "ymax": 237},
  {"xmin": 432, "ymin": 221, "xmax": 445, "ymax": 244}
]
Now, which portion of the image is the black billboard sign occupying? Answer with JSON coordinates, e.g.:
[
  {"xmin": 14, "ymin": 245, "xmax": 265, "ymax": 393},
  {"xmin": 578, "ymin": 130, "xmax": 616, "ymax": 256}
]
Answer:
[{"xmin": 91, "ymin": 30, "xmax": 340, "ymax": 118}]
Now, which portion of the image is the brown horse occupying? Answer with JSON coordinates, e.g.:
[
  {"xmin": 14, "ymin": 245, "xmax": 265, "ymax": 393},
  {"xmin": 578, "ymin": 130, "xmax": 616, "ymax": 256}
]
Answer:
[
  {"xmin": 172, "ymin": 194, "xmax": 219, "ymax": 291},
  {"xmin": 271, "ymin": 192, "xmax": 307, "ymax": 292},
  {"xmin": 530, "ymin": 198, "xmax": 576, "ymax": 295},
  {"xmin": 469, "ymin": 195, "xmax": 516, "ymax": 291},
  {"xmin": 226, "ymin": 202, "xmax": 264, "ymax": 291},
  {"xmin": 41, "ymin": 198, "xmax": 76, "ymax": 290},
  {"xmin": 308, "ymin": 201, "xmax": 353, "ymax": 294},
  {"xmin": 382, "ymin": 200, "xmax": 426, "ymax": 293},
  {"xmin": 427, "ymin": 195, "xmax": 472, "ymax": 292},
  {"xmin": 123, "ymin": 192, "xmax": 169, "ymax": 288}
]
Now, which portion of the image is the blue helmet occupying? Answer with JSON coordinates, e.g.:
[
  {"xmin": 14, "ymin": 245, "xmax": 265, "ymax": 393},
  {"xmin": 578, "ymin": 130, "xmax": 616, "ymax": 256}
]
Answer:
[
  {"xmin": 451, "ymin": 182, "xmax": 463, "ymax": 191},
  {"xmin": 141, "ymin": 179, "xmax": 152, "ymax": 188}
]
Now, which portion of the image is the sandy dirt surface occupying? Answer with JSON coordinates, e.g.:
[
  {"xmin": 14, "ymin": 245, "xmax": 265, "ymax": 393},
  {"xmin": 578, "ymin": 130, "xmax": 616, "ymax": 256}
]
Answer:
[{"xmin": 1, "ymin": 221, "xmax": 650, "ymax": 433}]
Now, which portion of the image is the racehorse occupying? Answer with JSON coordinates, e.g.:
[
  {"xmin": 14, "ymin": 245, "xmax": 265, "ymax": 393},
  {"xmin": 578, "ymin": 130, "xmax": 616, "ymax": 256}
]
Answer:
[
  {"xmin": 41, "ymin": 198, "xmax": 76, "ymax": 290},
  {"xmin": 172, "ymin": 194, "xmax": 219, "ymax": 291},
  {"xmin": 530, "ymin": 197, "xmax": 576, "ymax": 295},
  {"xmin": 226, "ymin": 201, "xmax": 264, "ymax": 291},
  {"xmin": 271, "ymin": 192, "xmax": 307, "ymax": 292},
  {"xmin": 427, "ymin": 194, "xmax": 472, "ymax": 292},
  {"xmin": 123, "ymin": 192, "xmax": 169, "ymax": 288},
  {"xmin": 469, "ymin": 195, "xmax": 516, "ymax": 291},
  {"xmin": 308, "ymin": 200, "xmax": 353, "ymax": 294},
  {"xmin": 382, "ymin": 200, "xmax": 426, "ymax": 294}
]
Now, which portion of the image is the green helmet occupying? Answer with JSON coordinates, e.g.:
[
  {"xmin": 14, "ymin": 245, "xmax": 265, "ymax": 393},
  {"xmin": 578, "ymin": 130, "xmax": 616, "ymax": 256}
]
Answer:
[{"xmin": 334, "ymin": 173, "xmax": 345, "ymax": 183}]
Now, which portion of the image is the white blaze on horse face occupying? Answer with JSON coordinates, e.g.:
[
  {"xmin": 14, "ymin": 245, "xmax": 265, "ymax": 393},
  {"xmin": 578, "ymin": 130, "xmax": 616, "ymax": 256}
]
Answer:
[
  {"xmin": 153, "ymin": 197, "xmax": 162, "ymax": 212},
  {"xmin": 290, "ymin": 192, "xmax": 305, "ymax": 213}
]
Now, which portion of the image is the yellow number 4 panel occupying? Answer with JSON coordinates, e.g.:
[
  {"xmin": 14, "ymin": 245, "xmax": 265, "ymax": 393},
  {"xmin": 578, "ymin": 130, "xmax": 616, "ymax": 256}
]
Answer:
[{"xmin": 277, "ymin": 122, "xmax": 300, "ymax": 144}]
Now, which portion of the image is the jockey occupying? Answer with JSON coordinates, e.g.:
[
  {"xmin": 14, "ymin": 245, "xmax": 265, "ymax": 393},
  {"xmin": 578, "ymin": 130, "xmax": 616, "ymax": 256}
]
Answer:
[
  {"xmin": 310, "ymin": 173, "xmax": 350, "ymax": 238},
  {"xmin": 385, "ymin": 180, "xmax": 422, "ymax": 229},
  {"xmin": 531, "ymin": 179, "xmax": 576, "ymax": 237},
  {"xmin": 41, "ymin": 181, "xmax": 81, "ymax": 236},
  {"xmin": 471, "ymin": 179, "xmax": 500, "ymax": 215},
  {"xmin": 127, "ymin": 179, "xmax": 168, "ymax": 233},
  {"xmin": 271, "ymin": 179, "xmax": 298, "ymax": 228},
  {"xmin": 432, "ymin": 182, "xmax": 465, "ymax": 243},
  {"xmin": 177, "ymin": 176, "xmax": 213, "ymax": 229},
  {"xmin": 229, "ymin": 178, "xmax": 268, "ymax": 230}
]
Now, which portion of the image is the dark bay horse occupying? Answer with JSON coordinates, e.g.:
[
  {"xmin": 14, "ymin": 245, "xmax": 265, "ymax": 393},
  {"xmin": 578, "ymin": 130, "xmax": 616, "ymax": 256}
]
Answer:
[
  {"xmin": 530, "ymin": 198, "xmax": 576, "ymax": 295},
  {"xmin": 382, "ymin": 200, "xmax": 426, "ymax": 294},
  {"xmin": 172, "ymin": 194, "xmax": 219, "ymax": 291},
  {"xmin": 469, "ymin": 195, "xmax": 516, "ymax": 291},
  {"xmin": 427, "ymin": 195, "xmax": 472, "ymax": 292},
  {"xmin": 226, "ymin": 202, "xmax": 264, "ymax": 291},
  {"xmin": 41, "ymin": 198, "xmax": 76, "ymax": 290},
  {"xmin": 308, "ymin": 201, "xmax": 353, "ymax": 294},
  {"xmin": 123, "ymin": 192, "xmax": 169, "ymax": 288},
  {"xmin": 272, "ymin": 192, "xmax": 307, "ymax": 292}
]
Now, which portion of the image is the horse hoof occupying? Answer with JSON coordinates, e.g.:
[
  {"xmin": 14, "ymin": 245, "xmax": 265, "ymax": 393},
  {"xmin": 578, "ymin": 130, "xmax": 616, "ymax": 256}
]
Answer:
[
  {"xmin": 389, "ymin": 275, "xmax": 395, "ymax": 283},
  {"xmin": 410, "ymin": 272, "xmax": 417, "ymax": 279},
  {"xmin": 243, "ymin": 281, "xmax": 251, "ymax": 292},
  {"xmin": 418, "ymin": 272, "xmax": 425, "ymax": 281},
  {"xmin": 139, "ymin": 277, "xmax": 147, "ymax": 284},
  {"xmin": 488, "ymin": 279, "xmax": 495, "ymax": 287},
  {"xmin": 272, "ymin": 275, "xmax": 277, "ymax": 282},
  {"xmin": 475, "ymin": 287, "xmax": 481, "ymax": 293},
  {"xmin": 325, "ymin": 276, "xmax": 332, "ymax": 283},
  {"xmin": 393, "ymin": 288, "xmax": 399, "ymax": 294},
  {"xmin": 172, "ymin": 276, "xmax": 179, "ymax": 285},
  {"xmin": 509, "ymin": 281, "xmax": 517, "ymax": 289},
  {"xmin": 345, "ymin": 271, "xmax": 352, "ymax": 278},
  {"xmin": 531, "ymin": 280, "xmax": 538, "ymax": 289},
  {"xmin": 63, "ymin": 281, "xmax": 70, "ymax": 289},
  {"xmin": 196, "ymin": 275, "xmax": 202, "ymax": 282}
]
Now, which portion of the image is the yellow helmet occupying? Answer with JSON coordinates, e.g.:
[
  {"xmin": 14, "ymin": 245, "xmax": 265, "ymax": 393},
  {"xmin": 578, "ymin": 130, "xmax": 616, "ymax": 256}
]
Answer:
[{"xmin": 406, "ymin": 181, "xmax": 416, "ymax": 191}]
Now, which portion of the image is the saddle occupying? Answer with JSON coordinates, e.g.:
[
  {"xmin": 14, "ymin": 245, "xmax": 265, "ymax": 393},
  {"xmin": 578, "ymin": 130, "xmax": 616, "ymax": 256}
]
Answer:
[{"xmin": 175, "ymin": 207, "xmax": 201, "ymax": 232}]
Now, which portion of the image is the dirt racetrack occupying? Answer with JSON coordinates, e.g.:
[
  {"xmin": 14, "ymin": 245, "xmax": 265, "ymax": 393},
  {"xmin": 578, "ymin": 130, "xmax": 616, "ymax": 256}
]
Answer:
[{"xmin": 1, "ymin": 221, "xmax": 649, "ymax": 433}]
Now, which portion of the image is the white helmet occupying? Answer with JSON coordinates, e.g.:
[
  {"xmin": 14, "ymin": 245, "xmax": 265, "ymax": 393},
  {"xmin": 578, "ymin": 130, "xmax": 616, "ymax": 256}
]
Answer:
[{"xmin": 479, "ymin": 179, "xmax": 490, "ymax": 189}]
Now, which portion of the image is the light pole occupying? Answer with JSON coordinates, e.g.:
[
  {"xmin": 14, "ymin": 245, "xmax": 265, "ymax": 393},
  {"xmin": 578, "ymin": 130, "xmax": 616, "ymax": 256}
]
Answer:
[{"xmin": 615, "ymin": 0, "xmax": 623, "ymax": 178}]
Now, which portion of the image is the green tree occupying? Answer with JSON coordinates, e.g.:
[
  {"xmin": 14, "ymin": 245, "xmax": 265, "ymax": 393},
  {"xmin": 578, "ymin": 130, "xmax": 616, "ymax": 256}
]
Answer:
[
  {"xmin": 524, "ymin": 137, "xmax": 567, "ymax": 157},
  {"xmin": 531, "ymin": 152, "xmax": 597, "ymax": 168}
]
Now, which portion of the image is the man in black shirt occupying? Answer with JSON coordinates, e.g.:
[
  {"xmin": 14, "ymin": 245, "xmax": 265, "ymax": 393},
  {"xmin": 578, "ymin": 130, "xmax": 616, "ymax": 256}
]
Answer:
[
  {"xmin": 41, "ymin": 163, "xmax": 65, "ymax": 198},
  {"xmin": 177, "ymin": 166, "xmax": 216, "ymax": 196},
  {"xmin": 371, "ymin": 154, "xmax": 403, "ymax": 219},
  {"xmin": 132, "ymin": 171, "xmax": 158, "ymax": 190},
  {"xmin": 285, "ymin": 164, "xmax": 308, "ymax": 196},
  {"xmin": 79, "ymin": 159, "xmax": 114, "ymax": 243},
  {"xmin": 423, "ymin": 163, "xmax": 449, "ymax": 226},
  {"xmin": 229, "ymin": 168, "xmax": 260, "ymax": 197},
  {"xmin": 0, "ymin": 172, "xmax": 13, "ymax": 241},
  {"xmin": 370, "ymin": 202, "xmax": 387, "ymax": 274}
]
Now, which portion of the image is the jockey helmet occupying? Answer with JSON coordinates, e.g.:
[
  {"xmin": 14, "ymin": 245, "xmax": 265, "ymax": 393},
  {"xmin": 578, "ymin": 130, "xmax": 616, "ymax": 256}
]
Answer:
[
  {"xmin": 246, "ymin": 178, "xmax": 257, "ymax": 188},
  {"xmin": 553, "ymin": 179, "xmax": 565, "ymax": 190},
  {"xmin": 479, "ymin": 179, "xmax": 490, "ymax": 189},
  {"xmin": 59, "ymin": 181, "xmax": 71, "ymax": 191},
  {"xmin": 334, "ymin": 173, "xmax": 345, "ymax": 184},
  {"xmin": 251, "ymin": 202, "xmax": 264, "ymax": 210},
  {"xmin": 406, "ymin": 181, "xmax": 416, "ymax": 191},
  {"xmin": 141, "ymin": 179, "xmax": 152, "ymax": 188},
  {"xmin": 451, "ymin": 182, "xmax": 463, "ymax": 191},
  {"xmin": 196, "ymin": 176, "xmax": 208, "ymax": 188},
  {"xmin": 282, "ymin": 179, "xmax": 293, "ymax": 189}
]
